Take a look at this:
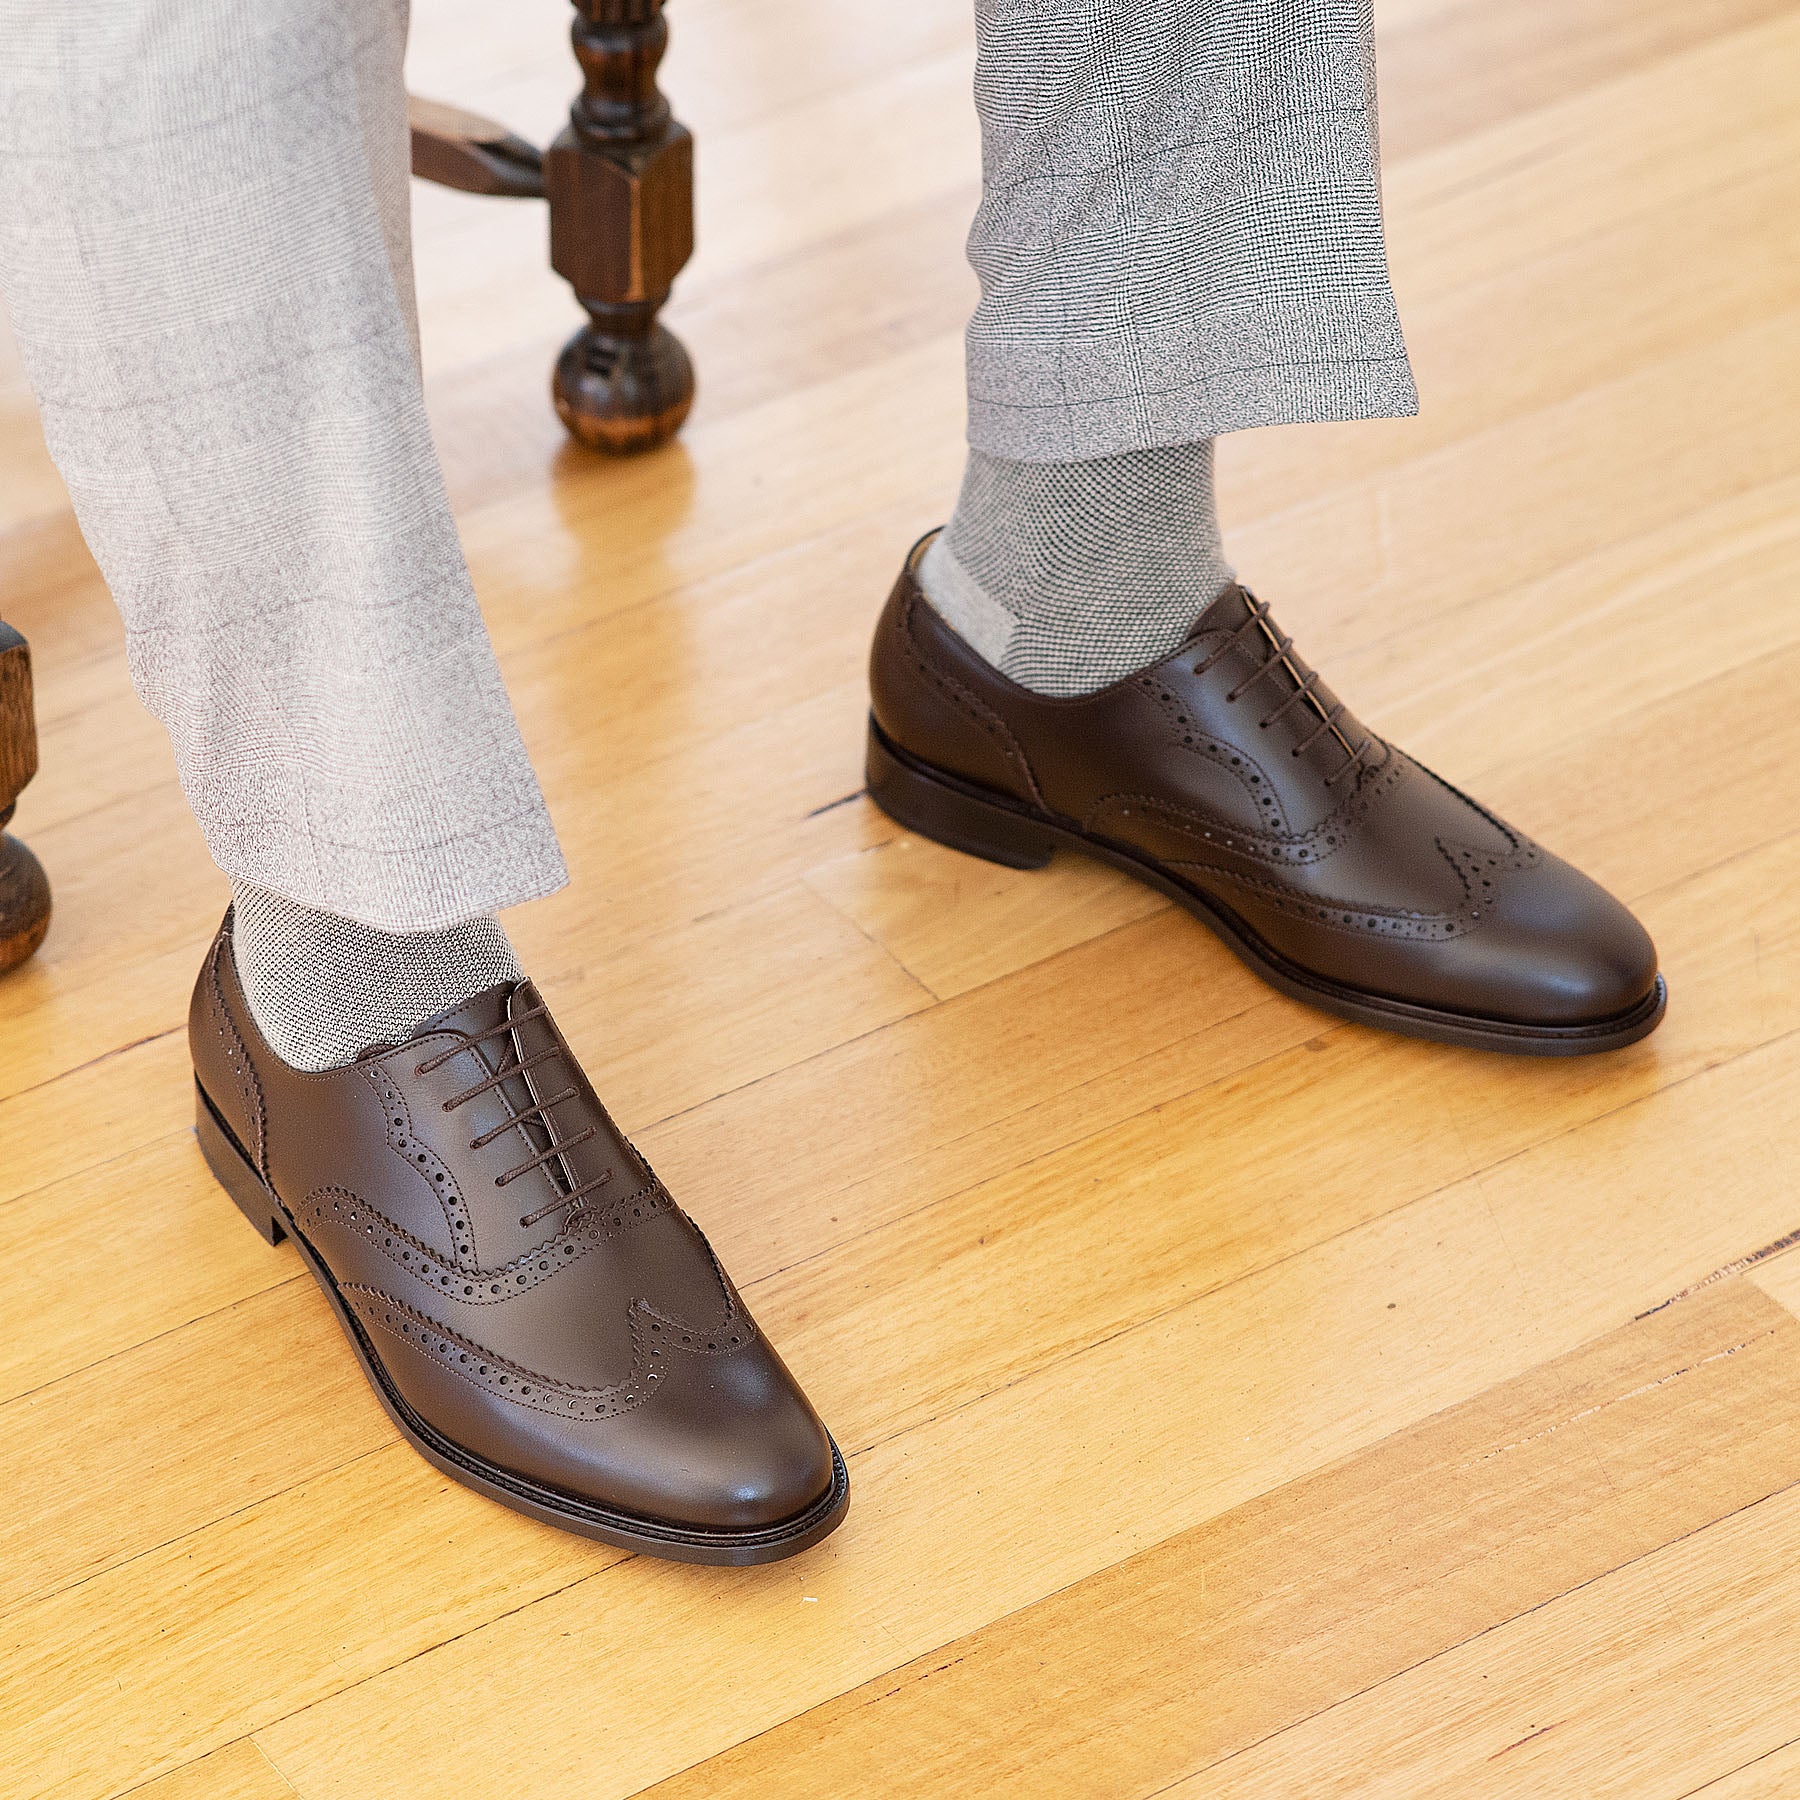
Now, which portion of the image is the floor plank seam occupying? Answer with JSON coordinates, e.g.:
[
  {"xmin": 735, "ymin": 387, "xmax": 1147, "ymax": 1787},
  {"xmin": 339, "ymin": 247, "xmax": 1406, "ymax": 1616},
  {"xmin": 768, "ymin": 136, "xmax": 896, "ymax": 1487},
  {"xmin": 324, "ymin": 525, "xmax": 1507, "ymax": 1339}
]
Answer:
[
  {"xmin": 1136, "ymin": 1462, "xmax": 1800, "ymax": 1799},
  {"xmin": 797, "ymin": 880, "xmax": 945, "ymax": 1004},
  {"xmin": 106, "ymin": 1737, "xmax": 303, "ymax": 1800},
  {"xmin": 1233, "ymin": 304, "xmax": 1800, "ymax": 669},
  {"xmin": 18, "ymin": 987, "xmax": 1799, "ymax": 1619},
  {"xmin": 681, "ymin": 996, "xmax": 1291, "ymax": 1293},
  {"xmin": 238, "ymin": 1559, "xmax": 623, "ymax": 1777},
  {"xmin": 833, "ymin": 1010, "xmax": 1800, "ymax": 1470},
  {"xmin": 0, "ymin": 1259, "xmax": 311, "ymax": 1418},
  {"xmin": 0, "ymin": 1422, "xmax": 383, "ymax": 1632},
  {"xmin": 1674, "ymin": 1728, "xmax": 1800, "ymax": 1800},
  {"xmin": 0, "ymin": 1123, "xmax": 192, "ymax": 1220},
  {"xmin": 0, "ymin": 1021, "xmax": 183, "ymax": 1113},
  {"xmin": 13, "ymin": 958, "xmax": 1798, "ymax": 1537},
  {"xmin": 619, "ymin": 1298, "xmax": 1800, "ymax": 1799},
  {"xmin": 9, "ymin": 8, "xmax": 1799, "ymax": 1785},
  {"xmin": 1631, "ymin": 814, "xmax": 1800, "ymax": 913},
  {"xmin": 1639, "ymin": 1235, "xmax": 1800, "ymax": 1321},
  {"xmin": 1467, "ymin": 1326, "xmax": 1780, "ymax": 1463}
]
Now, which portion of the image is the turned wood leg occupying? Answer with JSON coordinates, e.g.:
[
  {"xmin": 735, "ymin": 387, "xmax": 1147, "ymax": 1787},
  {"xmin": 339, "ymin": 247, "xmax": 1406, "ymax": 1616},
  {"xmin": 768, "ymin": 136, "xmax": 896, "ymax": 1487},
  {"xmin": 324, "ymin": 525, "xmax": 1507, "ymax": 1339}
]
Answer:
[
  {"xmin": 547, "ymin": 0, "xmax": 696, "ymax": 454},
  {"xmin": 0, "ymin": 623, "xmax": 51, "ymax": 976}
]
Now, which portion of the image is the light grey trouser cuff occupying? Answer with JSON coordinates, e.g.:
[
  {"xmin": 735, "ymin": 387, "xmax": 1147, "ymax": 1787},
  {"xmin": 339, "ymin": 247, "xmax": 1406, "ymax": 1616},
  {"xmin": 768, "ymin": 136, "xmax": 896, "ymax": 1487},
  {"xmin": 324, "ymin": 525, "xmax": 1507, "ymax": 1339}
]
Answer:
[
  {"xmin": 0, "ymin": 0, "xmax": 567, "ymax": 932},
  {"xmin": 966, "ymin": 0, "xmax": 1419, "ymax": 461}
]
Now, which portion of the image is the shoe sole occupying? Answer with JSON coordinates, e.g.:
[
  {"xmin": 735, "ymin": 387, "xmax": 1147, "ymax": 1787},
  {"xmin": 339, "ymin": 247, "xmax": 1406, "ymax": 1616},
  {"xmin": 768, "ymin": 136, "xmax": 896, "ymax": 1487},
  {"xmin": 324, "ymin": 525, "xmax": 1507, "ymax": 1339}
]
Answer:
[
  {"xmin": 866, "ymin": 715, "xmax": 1667, "ymax": 1057},
  {"xmin": 194, "ymin": 1081, "xmax": 851, "ymax": 1564}
]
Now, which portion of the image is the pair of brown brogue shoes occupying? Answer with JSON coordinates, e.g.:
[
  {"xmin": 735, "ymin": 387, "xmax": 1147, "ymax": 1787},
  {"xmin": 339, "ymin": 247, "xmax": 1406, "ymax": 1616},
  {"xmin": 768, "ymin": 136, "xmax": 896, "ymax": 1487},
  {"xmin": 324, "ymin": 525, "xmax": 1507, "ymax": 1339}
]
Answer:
[{"xmin": 190, "ymin": 540, "xmax": 1662, "ymax": 1561}]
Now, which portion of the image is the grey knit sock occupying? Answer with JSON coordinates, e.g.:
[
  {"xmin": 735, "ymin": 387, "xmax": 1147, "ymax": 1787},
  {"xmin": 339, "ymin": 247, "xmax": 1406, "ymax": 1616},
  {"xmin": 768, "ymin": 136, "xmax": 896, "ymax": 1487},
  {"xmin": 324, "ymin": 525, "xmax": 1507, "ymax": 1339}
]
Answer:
[
  {"xmin": 230, "ymin": 882, "xmax": 523, "ymax": 1072},
  {"xmin": 918, "ymin": 440, "xmax": 1235, "ymax": 696}
]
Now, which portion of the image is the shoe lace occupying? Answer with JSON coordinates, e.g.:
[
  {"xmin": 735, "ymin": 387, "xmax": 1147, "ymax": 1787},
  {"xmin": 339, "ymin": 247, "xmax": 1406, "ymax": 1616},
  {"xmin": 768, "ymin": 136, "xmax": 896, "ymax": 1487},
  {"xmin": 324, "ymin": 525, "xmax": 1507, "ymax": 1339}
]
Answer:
[
  {"xmin": 1192, "ymin": 593, "xmax": 1375, "ymax": 788},
  {"xmin": 416, "ymin": 1000, "xmax": 613, "ymax": 1229}
]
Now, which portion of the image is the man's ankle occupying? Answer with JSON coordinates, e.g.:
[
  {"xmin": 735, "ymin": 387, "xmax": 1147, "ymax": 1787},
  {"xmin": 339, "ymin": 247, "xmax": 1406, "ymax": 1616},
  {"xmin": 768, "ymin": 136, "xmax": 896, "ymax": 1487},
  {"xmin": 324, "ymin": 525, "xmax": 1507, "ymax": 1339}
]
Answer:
[
  {"xmin": 229, "ymin": 882, "xmax": 522, "ymax": 1071},
  {"xmin": 919, "ymin": 439, "xmax": 1235, "ymax": 697}
]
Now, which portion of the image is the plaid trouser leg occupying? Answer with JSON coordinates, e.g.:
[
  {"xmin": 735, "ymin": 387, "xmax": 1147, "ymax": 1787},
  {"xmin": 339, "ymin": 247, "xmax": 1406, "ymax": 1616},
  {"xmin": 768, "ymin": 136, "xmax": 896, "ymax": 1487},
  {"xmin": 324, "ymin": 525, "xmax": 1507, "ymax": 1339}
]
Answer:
[
  {"xmin": 965, "ymin": 0, "xmax": 1418, "ymax": 461},
  {"xmin": 0, "ymin": 0, "xmax": 566, "ymax": 930}
]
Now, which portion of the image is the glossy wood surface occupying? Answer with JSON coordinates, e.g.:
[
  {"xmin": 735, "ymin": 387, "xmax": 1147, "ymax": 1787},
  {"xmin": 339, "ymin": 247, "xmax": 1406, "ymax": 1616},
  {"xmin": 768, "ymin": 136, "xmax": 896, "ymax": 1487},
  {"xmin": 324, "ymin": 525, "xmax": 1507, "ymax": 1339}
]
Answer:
[{"xmin": 2, "ymin": 0, "xmax": 1797, "ymax": 1794}]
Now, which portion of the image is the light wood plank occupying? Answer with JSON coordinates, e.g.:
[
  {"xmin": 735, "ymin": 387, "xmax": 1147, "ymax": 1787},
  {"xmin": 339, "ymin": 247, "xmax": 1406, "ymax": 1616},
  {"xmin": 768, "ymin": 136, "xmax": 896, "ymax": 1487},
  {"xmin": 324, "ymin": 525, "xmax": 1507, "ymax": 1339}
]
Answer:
[
  {"xmin": 0, "ymin": 1031, "xmax": 188, "ymax": 1211},
  {"xmin": 1686, "ymin": 1740, "xmax": 1800, "ymax": 1800},
  {"xmin": 635, "ymin": 1280, "xmax": 1800, "ymax": 1798},
  {"xmin": 0, "ymin": 1281, "xmax": 382, "ymax": 1617},
  {"xmin": 1381, "ymin": 12, "xmax": 1800, "ymax": 305},
  {"xmin": 128, "ymin": 1743, "xmax": 297, "ymax": 1800},
  {"xmin": 1374, "ymin": 0, "xmax": 1793, "ymax": 162},
  {"xmin": 0, "ymin": 1129, "xmax": 280, "ymax": 1406},
  {"xmin": 9, "ymin": 1450, "xmax": 609, "ymax": 1800},
  {"xmin": 1166, "ymin": 1456, "xmax": 1800, "ymax": 1796},
  {"xmin": 802, "ymin": 829, "xmax": 1168, "ymax": 1002}
]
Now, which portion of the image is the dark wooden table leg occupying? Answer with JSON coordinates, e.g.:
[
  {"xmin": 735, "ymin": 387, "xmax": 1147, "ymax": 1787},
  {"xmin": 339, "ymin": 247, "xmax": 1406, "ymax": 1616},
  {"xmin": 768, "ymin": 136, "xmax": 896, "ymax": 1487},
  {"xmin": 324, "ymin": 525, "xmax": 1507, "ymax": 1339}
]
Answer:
[
  {"xmin": 0, "ymin": 623, "xmax": 51, "ymax": 975},
  {"xmin": 547, "ymin": 0, "xmax": 696, "ymax": 454}
]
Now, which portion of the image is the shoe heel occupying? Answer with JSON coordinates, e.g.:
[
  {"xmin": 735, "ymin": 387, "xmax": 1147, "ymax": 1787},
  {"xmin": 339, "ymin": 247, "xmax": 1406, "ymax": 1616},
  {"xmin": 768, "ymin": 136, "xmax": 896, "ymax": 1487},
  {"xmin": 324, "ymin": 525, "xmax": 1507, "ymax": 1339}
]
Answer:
[
  {"xmin": 194, "ymin": 1080, "xmax": 286, "ymax": 1245},
  {"xmin": 865, "ymin": 716, "xmax": 1055, "ymax": 871}
]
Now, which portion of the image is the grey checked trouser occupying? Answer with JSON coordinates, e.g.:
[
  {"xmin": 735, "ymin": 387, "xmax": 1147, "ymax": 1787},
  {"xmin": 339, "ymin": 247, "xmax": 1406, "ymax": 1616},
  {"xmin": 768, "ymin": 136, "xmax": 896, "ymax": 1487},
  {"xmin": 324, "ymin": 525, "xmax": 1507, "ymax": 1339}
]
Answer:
[{"xmin": 0, "ymin": 0, "xmax": 1414, "ymax": 932}]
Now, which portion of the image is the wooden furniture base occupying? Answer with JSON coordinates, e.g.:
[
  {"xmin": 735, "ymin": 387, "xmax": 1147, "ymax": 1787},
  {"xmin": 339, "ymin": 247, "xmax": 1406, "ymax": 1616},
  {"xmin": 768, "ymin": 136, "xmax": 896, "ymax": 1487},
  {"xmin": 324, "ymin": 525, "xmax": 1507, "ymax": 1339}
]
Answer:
[
  {"xmin": 409, "ymin": 0, "xmax": 695, "ymax": 454},
  {"xmin": 0, "ymin": 829, "xmax": 50, "ymax": 976},
  {"xmin": 0, "ymin": 623, "xmax": 49, "ymax": 975}
]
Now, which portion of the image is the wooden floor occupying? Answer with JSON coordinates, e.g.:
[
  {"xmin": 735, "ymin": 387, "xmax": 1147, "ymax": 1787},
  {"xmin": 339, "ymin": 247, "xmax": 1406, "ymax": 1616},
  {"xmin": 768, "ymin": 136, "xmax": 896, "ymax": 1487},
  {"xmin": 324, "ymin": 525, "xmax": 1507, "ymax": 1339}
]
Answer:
[{"xmin": 4, "ymin": 0, "xmax": 1800, "ymax": 1793}]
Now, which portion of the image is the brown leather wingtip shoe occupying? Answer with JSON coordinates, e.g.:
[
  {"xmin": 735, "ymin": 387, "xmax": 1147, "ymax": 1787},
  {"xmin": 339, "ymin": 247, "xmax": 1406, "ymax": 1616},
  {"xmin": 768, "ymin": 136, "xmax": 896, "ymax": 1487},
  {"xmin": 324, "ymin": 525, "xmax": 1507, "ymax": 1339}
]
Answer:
[
  {"xmin": 868, "ymin": 537, "xmax": 1666, "ymax": 1056},
  {"xmin": 189, "ymin": 913, "xmax": 848, "ymax": 1563}
]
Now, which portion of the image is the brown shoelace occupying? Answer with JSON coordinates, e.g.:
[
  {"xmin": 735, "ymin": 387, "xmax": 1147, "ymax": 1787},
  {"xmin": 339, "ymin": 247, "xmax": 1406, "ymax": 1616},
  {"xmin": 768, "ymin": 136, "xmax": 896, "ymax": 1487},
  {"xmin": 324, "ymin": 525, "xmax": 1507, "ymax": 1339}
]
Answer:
[
  {"xmin": 1193, "ymin": 592, "xmax": 1374, "ymax": 787},
  {"xmin": 417, "ymin": 999, "xmax": 613, "ymax": 1229}
]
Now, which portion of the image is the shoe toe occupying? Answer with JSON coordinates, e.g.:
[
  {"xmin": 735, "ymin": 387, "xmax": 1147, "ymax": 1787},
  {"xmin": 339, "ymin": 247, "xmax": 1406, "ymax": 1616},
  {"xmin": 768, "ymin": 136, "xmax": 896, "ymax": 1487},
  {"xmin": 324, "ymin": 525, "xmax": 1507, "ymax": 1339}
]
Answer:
[
  {"xmin": 1468, "ymin": 851, "xmax": 1660, "ymax": 1026},
  {"xmin": 544, "ymin": 1337, "xmax": 839, "ymax": 1535},
  {"xmin": 648, "ymin": 1343, "xmax": 839, "ymax": 1531}
]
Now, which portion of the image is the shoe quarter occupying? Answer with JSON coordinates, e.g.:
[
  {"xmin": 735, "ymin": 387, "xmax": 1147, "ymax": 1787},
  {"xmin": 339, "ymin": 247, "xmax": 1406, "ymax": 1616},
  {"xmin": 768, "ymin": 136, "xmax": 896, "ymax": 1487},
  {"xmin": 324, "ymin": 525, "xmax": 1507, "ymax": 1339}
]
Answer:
[{"xmin": 1011, "ymin": 672, "xmax": 1295, "ymax": 846}]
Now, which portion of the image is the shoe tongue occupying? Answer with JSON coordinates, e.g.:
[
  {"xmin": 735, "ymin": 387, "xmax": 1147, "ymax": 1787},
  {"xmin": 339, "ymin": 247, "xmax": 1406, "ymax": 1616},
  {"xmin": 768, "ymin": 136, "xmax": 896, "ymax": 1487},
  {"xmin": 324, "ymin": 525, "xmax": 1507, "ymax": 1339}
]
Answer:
[{"xmin": 1181, "ymin": 581, "xmax": 1256, "ymax": 647}]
